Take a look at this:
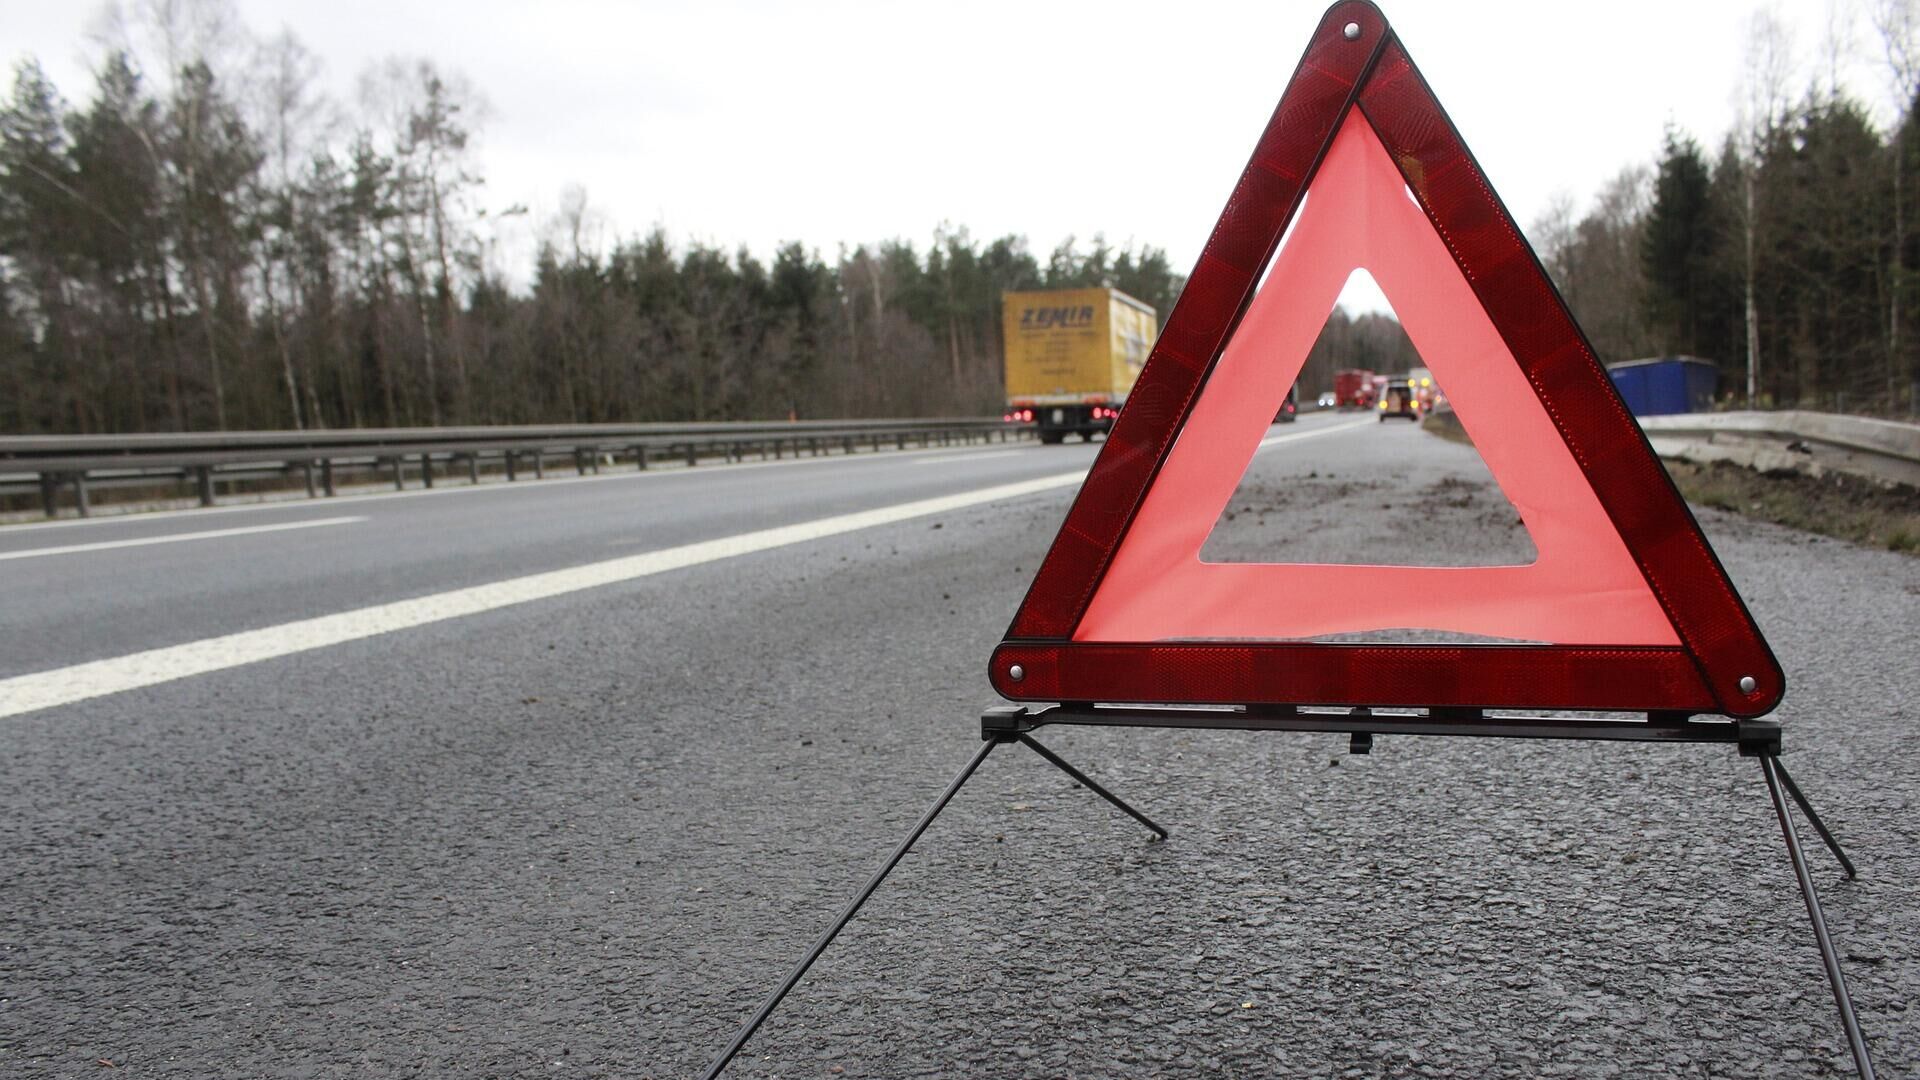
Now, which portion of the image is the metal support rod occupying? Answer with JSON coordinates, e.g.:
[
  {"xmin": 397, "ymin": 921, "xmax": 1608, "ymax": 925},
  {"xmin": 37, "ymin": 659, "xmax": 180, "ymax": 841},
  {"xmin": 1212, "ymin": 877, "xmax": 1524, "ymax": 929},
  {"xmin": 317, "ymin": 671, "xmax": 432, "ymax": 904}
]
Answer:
[
  {"xmin": 1773, "ymin": 758, "xmax": 1857, "ymax": 878},
  {"xmin": 699, "ymin": 737, "xmax": 1003, "ymax": 1080},
  {"xmin": 1016, "ymin": 734, "xmax": 1167, "ymax": 840},
  {"xmin": 322, "ymin": 459, "xmax": 336, "ymax": 496},
  {"xmin": 196, "ymin": 465, "xmax": 215, "ymax": 506},
  {"xmin": 72, "ymin": 473, "xmax": 89, "ymax": 517},
  {"xmin": 1760, "ymin": 753, "xmax": 1875, "ymax": 1079},
  {"xmin": 420, "ymin": 454, "xmax": 434, "ymax": 489}
]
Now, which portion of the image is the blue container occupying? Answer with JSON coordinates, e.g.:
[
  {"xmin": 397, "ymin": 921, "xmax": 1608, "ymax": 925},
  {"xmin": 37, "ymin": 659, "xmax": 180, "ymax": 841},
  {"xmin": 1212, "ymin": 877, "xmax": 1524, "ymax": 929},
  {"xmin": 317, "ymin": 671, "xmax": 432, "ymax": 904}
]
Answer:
[{"xmin": 1606, "ymin": 356, "xmax": 1718, "ymax": 416}]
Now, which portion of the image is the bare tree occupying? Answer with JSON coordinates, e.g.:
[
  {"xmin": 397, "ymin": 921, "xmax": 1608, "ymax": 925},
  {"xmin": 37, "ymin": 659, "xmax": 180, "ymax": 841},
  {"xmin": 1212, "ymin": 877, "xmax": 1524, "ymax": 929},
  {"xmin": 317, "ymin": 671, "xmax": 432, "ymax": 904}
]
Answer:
[
  {"xmin": 357, "ymin": 57, "xmax": 489, "ymax": 424},
  {"xmin": 249, "ymin": 29, "xmax": 329, "ymax": 427},
  {"xmin": 1873, "ymin": 0, "xmax": 1920, "ymax": 408},
  {"xmin": 1734, "ymin": 10, "xmax": 1798, "ymax": 405}
]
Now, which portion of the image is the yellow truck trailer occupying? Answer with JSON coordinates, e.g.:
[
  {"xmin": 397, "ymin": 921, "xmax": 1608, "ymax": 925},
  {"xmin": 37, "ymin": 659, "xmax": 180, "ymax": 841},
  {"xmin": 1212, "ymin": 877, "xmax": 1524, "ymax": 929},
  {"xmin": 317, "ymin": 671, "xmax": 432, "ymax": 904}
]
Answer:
[{"xmin": 1002, "ymin": 287, "xmax": 1158, "ymax": 443}]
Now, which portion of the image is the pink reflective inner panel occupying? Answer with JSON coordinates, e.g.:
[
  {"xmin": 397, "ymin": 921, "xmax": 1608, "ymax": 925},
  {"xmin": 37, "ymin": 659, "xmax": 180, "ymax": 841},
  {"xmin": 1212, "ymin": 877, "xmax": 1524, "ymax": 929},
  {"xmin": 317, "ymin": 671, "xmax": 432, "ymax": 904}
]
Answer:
[{"xmin": 1073, "ymin": 113, "xmax": 1677, "ymax": 646}]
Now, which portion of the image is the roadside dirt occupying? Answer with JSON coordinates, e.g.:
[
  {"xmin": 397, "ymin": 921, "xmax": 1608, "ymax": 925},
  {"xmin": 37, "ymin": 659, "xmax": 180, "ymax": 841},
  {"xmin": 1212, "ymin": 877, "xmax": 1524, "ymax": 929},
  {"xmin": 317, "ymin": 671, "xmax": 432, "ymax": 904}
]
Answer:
[{"xmin": 1422, "ymin": 408, "xmax": 1920, "ymax": 556}]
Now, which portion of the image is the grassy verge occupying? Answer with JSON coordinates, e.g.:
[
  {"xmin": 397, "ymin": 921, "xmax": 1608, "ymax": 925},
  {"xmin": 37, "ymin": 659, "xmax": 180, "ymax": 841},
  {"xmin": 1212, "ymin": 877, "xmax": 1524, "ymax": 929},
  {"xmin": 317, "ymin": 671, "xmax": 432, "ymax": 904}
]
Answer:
[{"xmin": 1420, "ymin": 408, "xmax": 1920, "ymax": 555}]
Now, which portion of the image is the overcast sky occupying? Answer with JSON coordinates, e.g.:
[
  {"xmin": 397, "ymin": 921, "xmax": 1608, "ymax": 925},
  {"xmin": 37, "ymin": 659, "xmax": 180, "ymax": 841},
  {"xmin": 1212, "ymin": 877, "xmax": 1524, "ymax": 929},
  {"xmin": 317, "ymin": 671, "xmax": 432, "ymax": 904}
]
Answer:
[{"xmin": 2, "ymin": 0, "xmax": 1890, "ymax": 310}]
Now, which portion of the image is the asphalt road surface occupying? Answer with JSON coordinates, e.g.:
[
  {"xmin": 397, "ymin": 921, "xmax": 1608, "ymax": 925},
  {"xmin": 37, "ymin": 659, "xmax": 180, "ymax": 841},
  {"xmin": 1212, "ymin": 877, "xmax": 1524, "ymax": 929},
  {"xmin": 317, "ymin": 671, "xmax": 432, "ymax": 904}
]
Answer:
[{"xmin": 2, "ymin": 412, "xmax": 1915, "ymax": 1077}]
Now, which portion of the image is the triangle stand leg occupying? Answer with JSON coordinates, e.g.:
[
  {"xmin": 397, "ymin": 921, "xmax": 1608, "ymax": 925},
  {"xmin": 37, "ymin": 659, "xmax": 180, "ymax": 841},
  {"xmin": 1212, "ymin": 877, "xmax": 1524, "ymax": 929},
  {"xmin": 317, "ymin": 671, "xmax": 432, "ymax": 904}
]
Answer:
[
  {"xmin": 1017, "ymin": 732, "xmax": 1168, "ymax": 840},
  {"xmin": 699, "ymin": 730, "xmax": 1167, "ymax": 1079},
  {"xmin": 696, "ymin": 736, "xmax": 999, "ymax": 1080},
  {"xmin": 1771, "ymin": 756, "xmax": 1858, "ymax": 879},
  {"xmin": 1756, "ymin": 750, "xmax": 1876, "ymax": 1079}
]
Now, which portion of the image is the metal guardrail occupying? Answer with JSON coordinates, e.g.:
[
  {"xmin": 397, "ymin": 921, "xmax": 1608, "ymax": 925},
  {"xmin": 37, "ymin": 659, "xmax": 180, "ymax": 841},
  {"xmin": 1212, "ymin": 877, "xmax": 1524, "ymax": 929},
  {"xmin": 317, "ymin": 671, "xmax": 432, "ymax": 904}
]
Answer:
[
  {"xmin": 1637, "ymin": 410, "xmax": 1920, "ymax": 489},
  {"xmin": 0, "ymin": 418, "xmax": 1029, "ymax": 518}
]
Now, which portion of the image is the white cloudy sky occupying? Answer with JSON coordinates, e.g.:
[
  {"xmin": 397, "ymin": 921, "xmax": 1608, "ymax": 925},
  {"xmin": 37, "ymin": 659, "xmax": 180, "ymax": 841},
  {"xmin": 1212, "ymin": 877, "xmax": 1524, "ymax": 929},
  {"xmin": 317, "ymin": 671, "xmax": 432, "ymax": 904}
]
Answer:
[{"xmin": 2, "ymin": 0, "xmax": 1892, "ymax": 308}]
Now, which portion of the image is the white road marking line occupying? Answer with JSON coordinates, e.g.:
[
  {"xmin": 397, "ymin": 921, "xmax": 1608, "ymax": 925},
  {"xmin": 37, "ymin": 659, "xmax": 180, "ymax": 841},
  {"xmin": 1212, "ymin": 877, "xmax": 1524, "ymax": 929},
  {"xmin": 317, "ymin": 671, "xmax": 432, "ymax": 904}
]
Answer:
[
  {"xmin": 911, "ymin": 450, "xmax": 1024, "ymax": 465},
  {"xmin": 0, "ymin": 517, "xmax": 366, "ymax": 562},
  {"xmin": 1256, "ymin": 416, "xmax": 1376, "ymax": 449},
  {"xmin": 0, "ymin": 472, "xmax": 1088, "ymax": 720}
]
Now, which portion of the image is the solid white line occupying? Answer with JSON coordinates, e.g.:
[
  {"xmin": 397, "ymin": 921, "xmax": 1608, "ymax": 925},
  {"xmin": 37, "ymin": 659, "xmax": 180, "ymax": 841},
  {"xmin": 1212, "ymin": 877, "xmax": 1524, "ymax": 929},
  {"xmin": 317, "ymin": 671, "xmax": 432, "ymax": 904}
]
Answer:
[
  {"xmin": 1256, "ymin": 416, "xmax": 1376, "ymax": 450},
  {"xmin": 911, "ymin": 450, "xmax": 1024, "ymax": 465},
  {"xmin": 0, "ymin": 471, "xmax": 1088, "ymax": 720},
  {"xmin": 0, "ymin": 517, "xmax": 366, "ymax": 562}
]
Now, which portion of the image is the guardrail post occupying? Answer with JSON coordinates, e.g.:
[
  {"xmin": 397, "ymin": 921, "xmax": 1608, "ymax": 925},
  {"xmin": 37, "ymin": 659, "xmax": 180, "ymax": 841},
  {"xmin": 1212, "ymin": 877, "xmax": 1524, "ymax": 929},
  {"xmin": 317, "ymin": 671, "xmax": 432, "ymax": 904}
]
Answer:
[
  {"xmin": 196, "ymin": 466, "xmax": 215, "ymax": 507},
  {"xmin": 636, "ymin": 445, "xmax": 649, "ymax": 471},
  {"xmin": 39, "ymin": 473, "xmax": 58, "ymax": 518},
  {"xmin": 302, "ymin": 462, "xmax": 317, "ymax": 498},
  {"xmin": 72, "ymin": 472, "xmax": 90, "ymax": 517},
  {"xmin": 533, "ymin": 451, "xmax": 545, "ymax": 479},
  {"xmin": 390, "ymin": 456, "xmax": 405, "ymax": 490},
  {"xmin": 505, "ymin": 452, "xmax": 517, "ymax": 482},
  {"xmin": 322, "ymin": 459, "xmax": 336, "ymax": 496},
  {"xmin": 467, "ymin": 454, "xmax": 480, "ymax": 484},
  {"xmin": 573, "ymin": 448, "xmax": 587, "ymax": 476},
  {"xmin": 420, "ymin": 454, "xmax": 434, "ymax": 489}
]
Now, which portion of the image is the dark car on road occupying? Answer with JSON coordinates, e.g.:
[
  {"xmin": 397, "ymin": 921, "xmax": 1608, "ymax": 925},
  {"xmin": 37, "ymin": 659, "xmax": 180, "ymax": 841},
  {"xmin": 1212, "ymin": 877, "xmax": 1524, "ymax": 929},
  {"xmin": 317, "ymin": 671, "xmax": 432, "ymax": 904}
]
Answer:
[{"xmin": 1275, "ymin": 385, "xmax": 1298, "ymax": 422}]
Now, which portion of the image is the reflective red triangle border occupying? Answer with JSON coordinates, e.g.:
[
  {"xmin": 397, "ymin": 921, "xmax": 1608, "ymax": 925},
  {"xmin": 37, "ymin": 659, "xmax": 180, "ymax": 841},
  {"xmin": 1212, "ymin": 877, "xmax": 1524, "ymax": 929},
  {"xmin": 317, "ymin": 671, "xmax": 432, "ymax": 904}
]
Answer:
[{"xmin": 989, "ymin": 0, "xmax": 1783, "ymax": 719}]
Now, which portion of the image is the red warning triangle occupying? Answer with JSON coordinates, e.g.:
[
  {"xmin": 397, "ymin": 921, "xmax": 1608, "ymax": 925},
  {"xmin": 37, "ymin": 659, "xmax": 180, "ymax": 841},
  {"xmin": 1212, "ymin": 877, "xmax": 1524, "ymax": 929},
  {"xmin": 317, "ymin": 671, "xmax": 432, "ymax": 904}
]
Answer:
[{"xmin": 990, "ymin": 0, "xmax": 1782, "ymax": 718}]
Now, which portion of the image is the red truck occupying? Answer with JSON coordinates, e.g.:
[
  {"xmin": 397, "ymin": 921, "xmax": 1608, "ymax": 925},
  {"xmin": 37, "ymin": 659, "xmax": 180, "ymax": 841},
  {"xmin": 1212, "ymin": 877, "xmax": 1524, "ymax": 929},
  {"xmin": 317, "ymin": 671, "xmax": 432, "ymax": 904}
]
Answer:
[{"xmin": 1333, "ymin": 369, "xmax": 1376, "ymax": 410}]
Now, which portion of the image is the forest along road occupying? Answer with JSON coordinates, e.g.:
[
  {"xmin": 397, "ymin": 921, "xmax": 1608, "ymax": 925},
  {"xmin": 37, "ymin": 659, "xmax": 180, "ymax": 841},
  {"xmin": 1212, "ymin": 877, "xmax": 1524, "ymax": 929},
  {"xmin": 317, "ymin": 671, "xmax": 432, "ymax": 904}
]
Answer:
[{"xmin": 2, "ymin": 411, "xmax": 1916, "ymax": 1078}]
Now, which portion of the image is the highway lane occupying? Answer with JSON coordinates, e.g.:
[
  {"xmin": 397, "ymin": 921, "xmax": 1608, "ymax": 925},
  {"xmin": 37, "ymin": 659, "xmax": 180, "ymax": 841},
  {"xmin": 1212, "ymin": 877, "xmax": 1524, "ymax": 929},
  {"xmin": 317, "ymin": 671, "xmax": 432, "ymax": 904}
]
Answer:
[
  {"xmin": 0, "ymin": 433, "xmax": 1115, "ymax": 682},
  {"xmin": 0, "ymin": 412, "xmax": 1369, "ymax": 686},
  {"xmin": 2, "ymin": 411, "xmax": 1914, "ymax": 1077}
]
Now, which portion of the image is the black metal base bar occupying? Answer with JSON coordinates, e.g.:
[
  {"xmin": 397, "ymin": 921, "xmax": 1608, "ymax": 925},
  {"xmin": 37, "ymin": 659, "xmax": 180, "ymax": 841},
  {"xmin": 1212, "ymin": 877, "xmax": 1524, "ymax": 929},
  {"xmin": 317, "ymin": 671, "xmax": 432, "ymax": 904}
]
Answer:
[
  {"xmin": 1017, "ymin": 733, "xmax": 1168, "ymax": 840},
  {"xmin": 1760, "ymin": 753, "xmax": 1875, "ymax": 1078},
  {"xmin": 1773, "ymin": 757, "xmax": 1859, "ymax": 878},
  {"xmin": 986, "ymin": 702, "xmax": 1747, "ymax": 745},
  {"xmin": 704, "ymin": 705, "xmax": 1873, "ymax": 1079}
]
